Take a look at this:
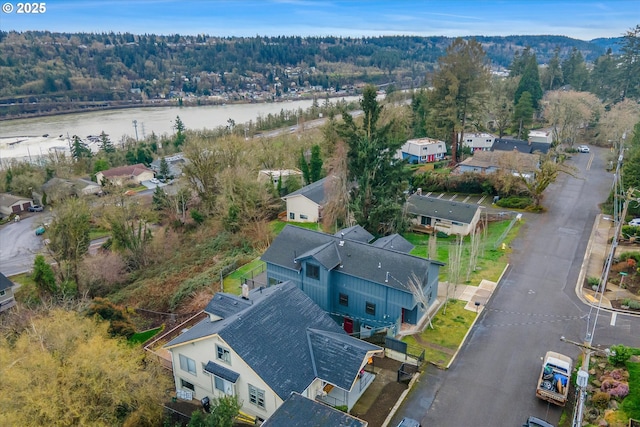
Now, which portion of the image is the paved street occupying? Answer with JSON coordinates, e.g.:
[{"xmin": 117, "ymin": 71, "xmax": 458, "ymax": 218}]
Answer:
[
  {"xmin": 0, "ymin": 212, "xmax": 47, "ymax": 276},
  {"xmin": 394, "ymin": 147, "xmax": 640, "ymax": 426}
]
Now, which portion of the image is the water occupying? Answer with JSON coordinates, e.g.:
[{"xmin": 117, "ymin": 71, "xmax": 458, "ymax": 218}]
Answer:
[{"xmin": 0, "ymin": 96, "xmax": 359, "ymax": 162}]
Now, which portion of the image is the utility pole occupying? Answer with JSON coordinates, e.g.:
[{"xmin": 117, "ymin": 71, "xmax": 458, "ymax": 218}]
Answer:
[{"xmin": 132, "ymin": 120, "xmax": 139, "ymax": 142}]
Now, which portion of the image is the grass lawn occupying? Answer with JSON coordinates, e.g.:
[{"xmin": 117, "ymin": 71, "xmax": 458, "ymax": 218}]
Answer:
[
  {"xmin": 89, "ymin": 229, "xmax": 111, "ymax": 241},
  {"xmin": 402, "ymin": 299, "xmax": 477, "ymax": 367},
  {"xmin": 223, "ymin": 258, "xmax": 266, "ymax": 295},
  {"xmin": 405, "ymin": 219, "xmax": 522, "ymax": 284},
  {"xmin": 129, "ymin": 326, "xmax": 163, "ymax": 345},
  {"xmin": 270, "ymin": 220, "xmax": 326, "ymax": 235}
]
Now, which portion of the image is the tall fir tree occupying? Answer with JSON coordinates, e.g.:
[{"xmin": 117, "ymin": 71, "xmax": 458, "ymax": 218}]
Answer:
[{"xmin": 514, "ymin": 54, "xmax": 543, "ymax": 110}]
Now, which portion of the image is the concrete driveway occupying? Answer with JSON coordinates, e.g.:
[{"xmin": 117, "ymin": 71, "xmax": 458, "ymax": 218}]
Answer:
[{"xmin": 0, "ymin": 212, "xmax": 47, "ymax": 276}]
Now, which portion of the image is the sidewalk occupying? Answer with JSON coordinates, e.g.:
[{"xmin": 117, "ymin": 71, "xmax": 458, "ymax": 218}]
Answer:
[{"xmin": 576, "ymin": 213, "xmax": 640, "ymax": 312}]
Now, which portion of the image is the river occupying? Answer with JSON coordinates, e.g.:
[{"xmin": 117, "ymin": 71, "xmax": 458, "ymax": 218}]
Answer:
[{"xmin": 0, "ymin": 96, "xmax": 360, "ymax": 162}]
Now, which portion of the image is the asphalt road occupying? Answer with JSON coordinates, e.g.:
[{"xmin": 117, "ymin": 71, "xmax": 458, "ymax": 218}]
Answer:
[
  {"xmin": 0, "ymin": 212, "xmax": 47, "ymax": 276},
  {"xmin": 394, "ymin": 146, "xmax": 640, "ymax": 426}
]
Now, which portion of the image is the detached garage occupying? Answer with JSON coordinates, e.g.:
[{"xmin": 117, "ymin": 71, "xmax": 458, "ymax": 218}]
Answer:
[{"xmin": 0, "ymin": 193, "xmax": 32, "ymax": 216}]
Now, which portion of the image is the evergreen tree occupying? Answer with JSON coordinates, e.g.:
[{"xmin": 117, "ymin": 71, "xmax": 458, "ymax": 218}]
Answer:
[
  {"xmin": 338, "ymin": 85, "xmax": 410, "ymax": 234},
  {"xmin": 5, "ymin": 168, "xmax": 13, "ymax": 192},
  {"xmin": 514, "ymin": 54, "xmax": 543, "ymax": 110},
  {"xmin": 159, "ymin": 157, "xmax": 170, "ymax": 181},
  {"xmin": 513, "ymin": 91, "xmax": 534, "ymax": 139},
  {"xmin": 589, "ymin": 49, "xmax": 618, "ymax": 102},
  {"xmin": 309, "ymin": 144, "xmax": 323, "ymax": 182},
  {"xmin": 561, "ymin": 47, "xmax": 589, "ymax": 91},
  {"xmin": 299, "ymin": 149, "xmax": 310, "ymax": 185},
  {"xmin": 619, "ymin": 25, "xmax": 640, "ymax": 100},
  {"xmin": 71, "ymin": 135, "xmax": 91, "ymax": 160},
  {"xmin": 174, "ymin": 115, "xmax": 186, "ymax": 147},
  {"xmin": 32, "ymin": 254, "xmax": 57, "ymax": 295},
  {"xmin": 542, "ymin": 48, "xmax": 563, "ymax": 91},
  {"xmin": 99, "ymin": 131, "xmax": 115, "ymax": 153}
]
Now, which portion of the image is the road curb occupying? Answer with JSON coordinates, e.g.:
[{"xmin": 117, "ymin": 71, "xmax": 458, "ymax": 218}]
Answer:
[
  {"xmin": 380, "ymin": 370, "xmax": 421, "ymax": 427},
  {"xmin": 575, "ymin": 214, "xmax": 601, "ymax": 305},
  {"xmin": 445, "ymin": 263, "xmax": 510, "ymax": 370}
]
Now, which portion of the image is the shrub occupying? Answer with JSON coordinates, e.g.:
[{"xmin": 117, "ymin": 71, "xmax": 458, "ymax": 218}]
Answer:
[
  {"xmin": 587, "ymin": 276, "xmax": 600, "ymax": 287},
  {"xmin": 496, "ymin": 196, "xmax": 532, "ymax": 209},
  {"xmin": 621, "ymin": 225, "xmax": 640, "ymax": 238},
  {"xmin": 618, "ymin": 252, "xmax": 640, "ymax": 263},
  {"xmin": 622, "ymin": 299, "xmax": 640, "ymax": 310},
  {"xmin": 609, "ymin": 344, "xmax": 632, "ymax": 366},
  {"xmin": 591, "ymin": 391, "xmax": 611, "ymax": 409}
]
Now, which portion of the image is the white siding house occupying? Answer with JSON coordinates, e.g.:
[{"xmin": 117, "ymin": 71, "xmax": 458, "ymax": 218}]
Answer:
[
  {"xmin": 407, "ymin": 194, "xmax": 482, "ymax": 236},
  {"xmin": 461, "ymin": 133, "xmax": 496, "ymax": 151},
  {"xmin": 529, "ymin": 128, "xmax": 554, "ymax": 144},
  {"xmin": 398, "ymin": 138, "xmax": 446, "ymax": 164},
  {"xmin": 282, "ymin": 177, "xmax": 327, "ymax": 222}
]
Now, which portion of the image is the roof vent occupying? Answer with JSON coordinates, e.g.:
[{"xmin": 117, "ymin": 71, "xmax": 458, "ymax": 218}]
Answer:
[
  {"xmin": 385, "ymin": 272, "xmax": 389, "ymax": 283},
  {"xmin": 241, "ymin": 284, "xmax": 249, "ymax": 299},
  {"xmin": 378, "ymin": 262, "xmax": 381, "ymax": 269}
]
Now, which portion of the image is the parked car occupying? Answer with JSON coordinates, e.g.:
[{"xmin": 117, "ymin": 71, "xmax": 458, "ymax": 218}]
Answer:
[
  {"xmin": 35, "ymin": 226, "xmax": 46, "ymax": 236},
  {"xmin": 397, "ymin": 418, "xmax": 421, "ymax": 427},
  {"xmin": 523, "ymin": 416, "xmax": 554, "ymax": 427},
  {"xmin": 629, "ymin": 218, "xmax": 640, "ymax": 226},
  {"xmin": 577, "ymin": 145, "xmax": 590, "ymax": 153},
  {"xmin": 28, "ymin": 205, "xmax": 44, "ymax": 212},
  {"xmin": 150, "ymin": 178, "xmax": 160, "ymax": 184}
]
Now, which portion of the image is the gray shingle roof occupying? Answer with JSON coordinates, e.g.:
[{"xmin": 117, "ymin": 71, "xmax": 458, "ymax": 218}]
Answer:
[
  {"xmin": 204, "ymin": 293, "xmax": 252, "ymax": 319},
  {"xmin": 0, "ymin": 272, "xmax": 12, "ymax": 291},
  {"xmin": 204, "ymin": 360, "xmax": 240, "ymax": 383},
  {"xmin": 371, "ymin": 234, "xmax": 415, "ymax": 253},
  {"xmin": 334, "ymin": 225, "xmax": 375, "ymax": 243},
  {"xmin": 308, "ymin": 329, "xmax": 379, "ymax": 391},
  {"xmin": 165, "ymin": 282, "xmax": 381, "ymax": 400},
  {"xmin": 492, "ymin": 138, "xmax": 550, "ymax": 154},
  {"xmin": 407, "ymin": 195, "xmax": 479, "ymax": 225},
  {"xmin": 262, "ymin": 392, "xmax": 368, "ymax": 427},
  {"xmin": 262, "ymin": 226, "xmax": 443, "ymax": 292},
  {"xmin": 296, "ymin": 241, "xmax": 342, "ymax": 270},
  {"xmin": 282, "ymin": 177, "xmax": 328, "ymax": 204}
]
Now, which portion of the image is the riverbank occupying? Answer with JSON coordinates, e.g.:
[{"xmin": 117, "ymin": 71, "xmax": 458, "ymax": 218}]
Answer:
[{"xmin": 0, "ymin": 91, "xmax": 357, "ymax": 122}]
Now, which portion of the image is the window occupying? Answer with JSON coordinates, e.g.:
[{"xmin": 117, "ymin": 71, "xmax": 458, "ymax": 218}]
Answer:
[
  {"xmin": 214, "ymin": 376, "xmax": 234, "ymax": 395},
  {"xmin": 0, "ymin": 290, "xmax": 5, "ymax": 297},
  {"xmin": 216, "ymin": 345, "xmax": 231, "ymax": 364},
  {"xmin": 248, "ymin": 384, "xmax": 265, "ymax": 409},
  {"xmin": 300, "ymin": 214, "xmax": 308, "ymax": 220},
  {"xmin": 365, "ymin": 302, "xmax": 376, "ymax": 315},
  {"xmin": 179, "ymin": 354, "xmax": 196, "ymax": 375},
  {"xmin": 181, "ymin": 378, "xmax": 195, "ymax": 391},
  {"xmin": 289, "ymin": 212, "xmax": 295, "ymax": 220},
  {"xmin": 306, "ymin": 263, "xmax": 320, "ymax": 280},
  {"xmin": 339, "ymin": 293, "xmax": 349, "ymax": 307}
]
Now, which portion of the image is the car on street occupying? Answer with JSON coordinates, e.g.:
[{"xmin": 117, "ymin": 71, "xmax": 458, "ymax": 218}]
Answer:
[
  {"xmin": 35, "ymin": 226, "xmax": 46, "ymax": 236},
  {"xmin": 629, "ymin": 218, "xmax": 640, "ymax": 226},
  {"xmin": 397, "ymin": 418, "xmax": 421, "ymax": 427},
  {"xmin": 150, "ymin": 178, "xmax": 160, "ymax": 184},
  {"xmin": 523, "ymin": 416, "xmax": 554, "ymax": 427},
  {"xmin": 577, "ymin": 145, "xmax": 590, "ymax": 153},
  {"xmin": 28, "ymin": 205, "xmax": 44, "ymax": 212}
]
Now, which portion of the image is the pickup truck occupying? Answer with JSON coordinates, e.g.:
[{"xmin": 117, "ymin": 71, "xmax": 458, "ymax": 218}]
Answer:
[{"xmin": 536, "ymin": 351, "xmax": 572, "ymax": 406}]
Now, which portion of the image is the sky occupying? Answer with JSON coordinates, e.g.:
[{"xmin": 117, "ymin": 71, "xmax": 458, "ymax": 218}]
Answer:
[{"xmin": 1, "ymin": 0, "xmax": 637, "ymax": 40}]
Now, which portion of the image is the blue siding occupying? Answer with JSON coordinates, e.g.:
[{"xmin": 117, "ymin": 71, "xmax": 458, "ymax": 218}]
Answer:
[{"xmin": 266, "ymin": 261, "xmax": 439, "ymax": 329}]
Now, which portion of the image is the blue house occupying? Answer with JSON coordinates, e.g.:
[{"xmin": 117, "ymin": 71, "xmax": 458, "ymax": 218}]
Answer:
[{"xmin": 261, "ymin": 225, "xmax": 444, "ymax": 336}]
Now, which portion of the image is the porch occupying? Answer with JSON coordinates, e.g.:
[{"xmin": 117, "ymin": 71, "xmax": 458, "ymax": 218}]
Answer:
[{"xmin": 316, "ymin": 370, "xmax": 376, "ymax": 411}]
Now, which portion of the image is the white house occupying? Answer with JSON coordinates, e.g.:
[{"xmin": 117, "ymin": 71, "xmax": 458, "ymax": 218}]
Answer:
[
  {"xmin": 460, "ymin": 133, "xmax": 496, "ymax": 152},
  {"xmin": 258, "ymin": 169, "xmax": 303, "ymax": 187},
  {"xmin": 281, "ymin": 177, "xmax": 328, "ymax": 222},
  {"xmin": 397, "ymin": 137, "xmax": 446, "ymax": 164},
  {"xmin": 406, "ymin": 193, "xmax": 482, "ymax": 236},
  {"xmin": 529, "ymin": 128, "xmax": 554, "ymax": 144},
  {"xmin": 0, "ymin": 193, "xmax": 32, "ymax": 216},
  {"xmin": 0, "ymin": 272, "xmax": 17, "ymax": 313},
  {"xmin": 163, "ymin": 282, "xmax": 381, "ymax": 423}
]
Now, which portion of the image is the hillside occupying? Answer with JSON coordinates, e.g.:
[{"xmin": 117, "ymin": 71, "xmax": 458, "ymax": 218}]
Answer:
[{"xmin": 0, "ymin": 31, "xmax": 619, "ymax": 118}]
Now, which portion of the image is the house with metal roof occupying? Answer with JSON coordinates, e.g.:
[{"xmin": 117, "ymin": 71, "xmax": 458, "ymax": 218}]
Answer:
[
  {"xmin": 262, "ymin": 392, "xmax": 368, "ymax": 427},
  {"xmin": 261, "ymin": 225, "xmax": 443, "ymax": 337},
  {"xmin": 0, "ymin": 272, "xmax": 17, "ymax": 313},
  {"xmin": 163, "ymin": 282, "xmax": 382, "ymax": 423},
  {"xmin": 281, "ymin": 177, "xmax": 328, "ymax": 223},
  {"xmin": 406, "ymin": 194, "xmax": 482, "ymax": 236}
]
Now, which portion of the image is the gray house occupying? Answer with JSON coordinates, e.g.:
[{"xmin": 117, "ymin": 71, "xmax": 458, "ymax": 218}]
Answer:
[
  {"xmin": 261, "ymin": 225, "xmax": 443, "ymax": 337},
  {"xmin": 163, "ymin": 282, "xmax": 382, "ymax": 421},
  {"xmin": 0, "ymin": 272, "xmax": 17, "ymax": 313},
  {"xmin": 407, "ymin": 194, "xmax": 482, "ymax": 236}
]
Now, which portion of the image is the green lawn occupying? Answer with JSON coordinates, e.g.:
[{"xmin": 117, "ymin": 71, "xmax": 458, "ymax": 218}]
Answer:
[
  {"xmin": 402, "ymin": 299, "xmax": 477, "ymax": 367},
  {"xmin": 223, "ymin": 258, "xmax": 266, "ymax": 295},
  {"xmin": 128, "ymin": 326, "xmax": 163, "ymax": 345},
  {"xmin": 270, "ymin": 220, "xmax": 326, "ymax": 235}
]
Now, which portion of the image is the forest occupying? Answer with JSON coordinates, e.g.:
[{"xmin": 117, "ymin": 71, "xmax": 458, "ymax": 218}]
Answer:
[{"xmin": 0, "ymin": 30, "xmax": 623, "ymax": 118}]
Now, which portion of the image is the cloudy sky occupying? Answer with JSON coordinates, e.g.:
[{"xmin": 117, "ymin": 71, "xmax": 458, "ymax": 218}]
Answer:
[{"xmin": 2, "ymin": 0, "xmax": 637, "ymax": 40}]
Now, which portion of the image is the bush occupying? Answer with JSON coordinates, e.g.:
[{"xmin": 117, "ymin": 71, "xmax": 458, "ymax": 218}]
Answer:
[
  {"xmin": 587, "ymin": 276, "xmax": 600, "ymax": 287},
  {"xmin": 609, "ymin": 344, "xmax": 632, "ymax": 367},
  {"xmin": 622, "ymin": 299, "xmax": 640, "ymax": 310},
  {"xmin": 618, "ymin": 252, "xmax": 640, "ymax": 263},
  {"xmin": 621, "ymin": 225, "xmax": 640, "ymax": 238},
  {"xmin": 591, "ymin": 391, "xmax": 611, "ymax": 409},
  {"xmin": 495, "ymin": 196, "xmax": 532, "ymax": 209}
]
